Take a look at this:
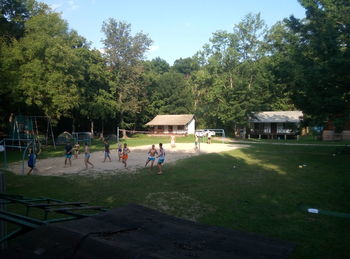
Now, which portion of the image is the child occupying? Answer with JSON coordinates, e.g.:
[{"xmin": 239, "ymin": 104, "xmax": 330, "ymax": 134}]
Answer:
[
  {"xmin": 170, "ymin": 135, "xmax": 176, "ymax": 148},
  {"xmin": 145, "ymin": 144, "xmax": 158, "ymax": 169},
  {"xmin": 157, "ymin": 143, "xmax": 165, "ymax": 174},
  {"xmin": 73, "ymin": 142, "xmax": 80, "ymax": 159},
  {"xmin": 194, "ymin": 135, "xmax": 199, "ymax": 151},
  {"xmin": 117, "ymin": 143, "xmax": 122, "ymax": 162},
  {"xmin": 121, "ymin": 143, "xmax": 130, "ymax": 168},
  {"xmin": 103, "ymin": 140, "xmax": 111, "ymax": 162},
  {"xmin": 84, "ymin": 142, "xmax": 94, "ymax": 170},
  {"xmin": 64, "ymin": 142, "xmax": 73, "ymax": 167},
  {"xmin": 27, "ymin": 147, "xmax": 37, "ymax": 175}
]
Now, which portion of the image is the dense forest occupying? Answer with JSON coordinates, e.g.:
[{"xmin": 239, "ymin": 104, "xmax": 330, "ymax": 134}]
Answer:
[{"xmin": 1, "ymin": 0, "xmax": 349, "ymax": 136}]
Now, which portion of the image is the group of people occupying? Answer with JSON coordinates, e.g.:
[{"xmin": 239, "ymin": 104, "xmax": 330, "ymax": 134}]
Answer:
[
  {"xmin": 64, "ymin": 140, "xmax": 165, "ymax": 174},
  {"xmin": 144, "ymin": 143, "xmax": 166, "ymax": 174},
  {"xmin": 64, "ymin": 141, "xmax": 94, "ymax": 170},
  {"xmin": 28, "ymin": 140, "xmax": 166, "ymax": 175}
]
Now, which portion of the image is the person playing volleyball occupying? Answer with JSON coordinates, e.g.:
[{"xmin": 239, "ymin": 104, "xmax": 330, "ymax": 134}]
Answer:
[
  {"xmin": 117, "ymin": 143, "xmax": 122, "ymax": 162},
  {"xmin": 145, "ymin": 144, "xmax": 158, "ymax": 169},
  {"xmin": 157, "ymin": 143, "xmax": 165, "ymax": 174},
  {"xmin": 121, "ymin": 143, "xmax": 130, "ymax": 168}
]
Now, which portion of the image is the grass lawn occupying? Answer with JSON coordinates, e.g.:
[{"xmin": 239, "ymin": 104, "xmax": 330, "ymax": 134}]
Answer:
[{"xmin": 2, "ymin": 140, "xmax": 350, "ymax": 258}]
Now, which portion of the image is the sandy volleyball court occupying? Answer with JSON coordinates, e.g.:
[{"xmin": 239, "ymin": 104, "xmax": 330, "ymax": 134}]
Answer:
[{"xmin": 9, "ymin": 143, "xmax": 249, "ymax": 176}]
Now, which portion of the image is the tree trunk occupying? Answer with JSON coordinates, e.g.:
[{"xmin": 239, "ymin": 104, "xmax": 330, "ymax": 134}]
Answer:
[
  {"xmin": 119, "ymin": 92, "xmax": 124, "ymax": 128},
  {"xmin": 120, "ymin": 111, "xmax": 124, "ymax": 129},
  {"xmin": 122, "ymin": 129, "xmax": 128, "ymax": 139},
  {"xmin": 90, "ymin": 120, "xmax": 94, "ymax": 137},
  {"xmin": 72, "ymin": 117, "xmax": 76, "ymax": 133},
  {"xmin": 100, "ymin": 120, "xmax": 104, "ymax": 140}
]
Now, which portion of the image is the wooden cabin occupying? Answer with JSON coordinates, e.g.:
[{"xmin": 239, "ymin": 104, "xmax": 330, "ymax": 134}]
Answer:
[
  {"xmin": 146, "ymin": 114, "xmax": 195, "ymax": 135},
  {"xmin": 248, "ymin": 111, "xmax": 303, "ymax": 139}
]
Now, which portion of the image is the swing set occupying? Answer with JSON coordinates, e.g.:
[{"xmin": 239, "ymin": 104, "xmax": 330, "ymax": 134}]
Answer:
[
  {"xmin": 8, "ymin": 115, "xmax": 56, "ymax": 150},
  {"xmin": 0, "ymin": 115, "xmax": 56, "ymax": 174}
]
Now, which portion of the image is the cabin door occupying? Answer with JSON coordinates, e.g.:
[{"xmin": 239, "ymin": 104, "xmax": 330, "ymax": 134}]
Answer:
[{"xmin": 271, "ymin": 123, "xmax": 277, "ymax": 134}]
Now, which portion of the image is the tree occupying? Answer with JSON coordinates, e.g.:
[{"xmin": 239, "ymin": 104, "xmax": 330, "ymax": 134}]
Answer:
[
  {"xmin": 101, "ymin": 18, "xmax": 153, "ymax": 128},
  {"xmin": 0, "ymin": 0, "xmax": 49, "ymax": 39},
  {"xmin": 285, "ymin": 0, "xmax": 350, "ymax": 128},
  {"xmin": 194, "ymin": 13, "xmax": 273, "ymax": 131},
  {"xmin": 74, "ymin": 48, "xmax": 117, "ymax": 134},
  {"xmin": 0, "ymin": 0, "xmax": 51, "ymax": 129},
  {"xmin": 144, "ymin": 57, "xmax": 170, "ymax": 75},
  {"xmin": 172, "ymin": 57, "xmax": 199, "ymax": 77},
  {"xmin": 155, "ymin": 71, "xmax": 194, "ymax": 114},
  {"xmin": 4, "ymin": 11, "xmax": 85, "ymax": 122}
]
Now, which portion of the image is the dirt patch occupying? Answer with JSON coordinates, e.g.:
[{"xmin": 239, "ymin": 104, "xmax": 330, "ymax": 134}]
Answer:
[
  {"xmin": 142, "ymin": 192, "xmax": 215, "ymax": 221},
  {"xmin": 9, "ymin": 143, "xmax": 249, "ymax": 176}
]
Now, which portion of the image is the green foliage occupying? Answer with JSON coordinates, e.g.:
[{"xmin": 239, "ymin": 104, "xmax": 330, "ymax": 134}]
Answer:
[
  {"xmin": 1, "ymin": 0, "xmax": 349, "ymax": 136},
  {"xmin": 6, "ymin": 12, "xmax": 82, "ymax": 121},
  {"xmin": 193, "ymin": 13, "xmax": 281, "ymax": 130},
  {"xmin": 172, "ymin": 57, "xmax": 199, "ymax": 76},
  {"xmin": 284, "ymin": 0, "xmax": 350, "ymax": 125},
  {"xmin": 144, "ymin": 57, "xmax": 170, "ymax": 75},
  {"xmin": 101, "ymin": 18, "xmax": 153, "ymax": 128}
]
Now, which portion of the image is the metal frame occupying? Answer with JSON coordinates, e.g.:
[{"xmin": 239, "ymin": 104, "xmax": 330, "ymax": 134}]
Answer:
[
  {"xmin": 10, "ymin": 115, "xmax": 56, "ymax": 150},
  {"xmin": 0, "ymin": 194, "xmax": 106, "ymax": 245},
  {"xmin": 0, "ymin": 139, "xmax": 34, "ymax": 174}
]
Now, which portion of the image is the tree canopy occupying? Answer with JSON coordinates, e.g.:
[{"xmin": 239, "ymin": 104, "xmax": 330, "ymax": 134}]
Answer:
[{"xmin": 1, "ymin": 0, "xmax": 349, "ymax": 135}]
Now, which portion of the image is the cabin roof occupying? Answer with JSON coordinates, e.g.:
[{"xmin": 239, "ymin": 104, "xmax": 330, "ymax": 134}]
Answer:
[
  {"xmin": 250, "ymin": 111, "xmax": 303, "ymax": 123},
  {"xmin": 146, "ymin": 114, "xmax": 194, "ymax": 126}
]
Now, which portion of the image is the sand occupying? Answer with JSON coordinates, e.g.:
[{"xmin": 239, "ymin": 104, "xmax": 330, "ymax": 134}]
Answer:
[{"xmin": 9, "ymin": 143, "xmax": 249, "ymax": 176}]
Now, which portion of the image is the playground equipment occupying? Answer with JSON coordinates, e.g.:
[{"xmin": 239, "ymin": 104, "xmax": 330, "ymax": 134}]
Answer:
[
  {"xmin": 0, "ymin": 115, "xmax": 55, "ymax": 174},
  {"xmin": 0, "ymin": 138, "xmax": 38, "ymax": 175},
  {"xmin": 9, "ymin": 115, "xmax": 56, "ymax": 149},
  {"xmin": 0, "ymin": 193, "xmax": 107, "ymax": 245}
]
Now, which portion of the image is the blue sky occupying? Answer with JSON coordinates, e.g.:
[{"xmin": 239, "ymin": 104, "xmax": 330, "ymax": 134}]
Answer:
[{"xmin": 40, "ymin": 0, "xmax": 306, "ymax": 65}]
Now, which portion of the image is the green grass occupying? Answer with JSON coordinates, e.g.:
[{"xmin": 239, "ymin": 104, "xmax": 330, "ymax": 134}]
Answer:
[{"xmin": 2, "ymin": 140, "xmax": 350, "ymax": 258}]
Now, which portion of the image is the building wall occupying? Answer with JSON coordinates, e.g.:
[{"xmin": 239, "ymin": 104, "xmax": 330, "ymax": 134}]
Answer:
[
  {"xmin": 249, "ymin": 122, "xmax": 299, "ymax": 136},
  {"xmin": 187, "ymin": 119, "xmax": 195, "ymax": 134},
  {"xmin": 264, "ymin": 123, "xmax": 271, "ymax": 133},
  {"xmin": 153, "ymin": 125, "xmax": 188, "ymax": 134},
  {"xmin": 323, "ymin": 130, "xmax": 350, "ymax": 140}
]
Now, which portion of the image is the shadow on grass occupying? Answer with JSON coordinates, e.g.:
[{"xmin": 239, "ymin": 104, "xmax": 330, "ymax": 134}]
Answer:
[{"xmin": 2, "ymin": 144, "xmax": 350, "ymax": 258}]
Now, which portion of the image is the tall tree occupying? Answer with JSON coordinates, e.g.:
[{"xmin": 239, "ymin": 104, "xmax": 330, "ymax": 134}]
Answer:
[
  {"xmin": 172, "ymin": 57, "xmax": 199, "ymax": 77},
  {"xmin": 74, "ymin": 48, "xmax": 117, "ymax": 134},
  {"xmin": 101, "ymin": 18, "xmax": 152, "ymax": 128},
  {"xmin": 0, "ymin": 0, "xmax": 49, "ymax": 39},
  {"xmin": 0, "ymin": 0, "xmax": 50, "ymax": 129},
  {"xmin": 194, "ymin": 13, "xmax": 272, "ymax": 131},
  {"xmin": 285, "ymin": 0, "xmax": 350, "ymax": 128},
  {"xmin": 4, "ymin": 11, "xmax": 85, "ymax": 121},
  {"xmin": 154, "ymin": 71, "xmax": 194, "ymax": 114}
]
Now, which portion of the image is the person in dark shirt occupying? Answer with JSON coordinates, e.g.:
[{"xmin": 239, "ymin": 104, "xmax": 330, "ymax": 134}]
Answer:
[
  {"xmin": 64, "ymin": 142, "xmax": 73, "ymax": 167},
  {"xmin": 27, "ymin": 147, "xmax": 40, "ymax": 175},
  {"xmin": 103, "ymin": 140, "xmax": 111, "ymax": 162}
]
